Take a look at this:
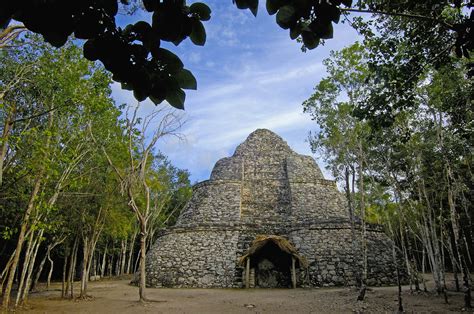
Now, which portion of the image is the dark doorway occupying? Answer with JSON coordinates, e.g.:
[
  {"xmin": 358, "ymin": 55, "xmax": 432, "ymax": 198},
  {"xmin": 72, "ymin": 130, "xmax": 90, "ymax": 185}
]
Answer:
[{"xmin": 251, "ymin": 241, "xmax": 292, "ymax": 288}]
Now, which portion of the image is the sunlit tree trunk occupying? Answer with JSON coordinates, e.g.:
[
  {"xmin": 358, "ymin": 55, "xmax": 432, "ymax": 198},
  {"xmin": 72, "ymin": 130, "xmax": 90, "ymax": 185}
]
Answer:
[
  {"xmin": 446, "ymin": 165, "xmax": 472, "ymax": 308},
  {"xmin": 61, "ymin": 248, "xmax": 69, "ymax": 297},
  {"xmin": 32, "ymin": 249, "xmax": 49, "ymax": 292},
  {"xmin": 0, "ymin": 103, "xmax": 15, "ymax": 186},
  {"xmin": 101, "ymin": 242, "xmax": 108, "ymax": 278},
  {"xmin": 2, "ymin": 174, "xmax": 43, "ymax": 309},
  {"xmin": 139, "ymin": 219, "xmax": 148, "ymax": 301},
  {"xmin": 1, "ymin": 110, "xmax": 53, "ymax": 309},
  {"xmin": 387, "ymin": 218, "xmax": 403, "ymax": 313},
  {"xmin": 15, "ymin": 231, "xmax": 37, "ymax": 306},
  {"xmin": 90, "ymin": 104, "xmax": 183, "ymax": 302},
  {"xmin": 126, "ymin": 230, "xmax": 137, "ymax": 274},
  {"xmin": 19, "ymin": 229, "xmax": 44, "ymax": 305},
  {"xmin": 356, "ymin": 144, "xmax": 367, "ymax": 301}
]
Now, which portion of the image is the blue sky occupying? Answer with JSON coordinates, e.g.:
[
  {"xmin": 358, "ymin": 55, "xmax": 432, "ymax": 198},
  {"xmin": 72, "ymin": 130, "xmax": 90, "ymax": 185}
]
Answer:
[{"xmin": 113, "ymin": 1, "xmax": 360, "ymax": 183}]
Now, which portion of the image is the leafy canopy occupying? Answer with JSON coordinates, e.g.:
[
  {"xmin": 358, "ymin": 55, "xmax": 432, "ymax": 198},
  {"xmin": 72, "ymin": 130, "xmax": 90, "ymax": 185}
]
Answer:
[{"xmin": 1, "ymin": 1, "xmax": 471, "ymax": 110}]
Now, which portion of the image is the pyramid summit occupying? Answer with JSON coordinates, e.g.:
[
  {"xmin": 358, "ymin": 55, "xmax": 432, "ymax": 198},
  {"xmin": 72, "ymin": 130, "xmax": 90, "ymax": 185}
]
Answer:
[{"xmin": 146, "ymin": 129, "xmax": 398, "ymax": 288}]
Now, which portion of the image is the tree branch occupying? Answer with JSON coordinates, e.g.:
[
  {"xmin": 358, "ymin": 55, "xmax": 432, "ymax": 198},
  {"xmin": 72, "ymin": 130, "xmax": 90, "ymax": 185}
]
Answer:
[
  {"xmin": 0, "ymin": 25, "xmax": 27, "ymax": 49},
  {"xmin": 340, "ymin": 8, "xmax": 454, "ymax": 30}
]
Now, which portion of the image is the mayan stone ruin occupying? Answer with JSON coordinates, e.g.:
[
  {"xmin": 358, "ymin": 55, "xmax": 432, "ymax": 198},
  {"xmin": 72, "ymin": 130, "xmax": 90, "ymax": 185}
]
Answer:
[{"xmin": 146, "ymin": 129, "xmax": 398, "ymax": 288}]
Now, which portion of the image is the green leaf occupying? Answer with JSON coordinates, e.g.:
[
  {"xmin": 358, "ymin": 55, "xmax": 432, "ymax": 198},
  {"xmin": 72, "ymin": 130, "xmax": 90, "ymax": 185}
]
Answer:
[
  {"xmin": 328, "ymin": 6, "xmax": 341, "ymax": 23},
  {"xmin": 276, "ymin": 5, "xmax": 295, "ymax": 29},
  {"xmin": 321, "ymin": 22, "xmax": 333, "ymax": 39},
  {"xmin": 152, "ymin": 48, "xmax": 184, "ymax": 74},
  {"xmin": 302, "ymin": 31, "xmax": 320, "ymax": 49},
  {"xmin": 289, "ymin": 24, "xmax": 301, "ymax": 40},
  {"xmin": 150, "ymin": 83, "xmax": 167, "ymax": 105},
  {"xmin": 121, "ymin": 82, "xmax": 134, "ymax": 91},
  {"xmin": 142, "ymin": 0, "xmax": 157, "ymax": 12},
  {"xmin": 341, "ymin": 0, "xmax": 352, "ymax": 7},
  {"xmin": 247, "ymin": 0, "xmax": 259, "ymax": 16},
  {"xmin": 234, "ymin": 0, "xmax": 249, "ymax": 9},
  {"xmin": 266, "ymin": 0, "xmax": 282, "ymax": 15},
  {"xmin": 149, "ymin": 94, "xmax": 165, "ymax": 105},
  {"xmin": 175, "ymin": 69, "xmax": 197, "ymax": 90},
  {"xmin": 190, "ymin": 19, "xmax": 206, "ymax": 46},
  {"xmin": 133, "ymin": 87, "xmax": 149, "ymax": 102},
  {"xmin": 83, "ymin": 39, "xmax": 100, "ymax": 61},
  {"xmin": 233, "ymin": 0, "xmax": 258, "ymax": 16},
  {"xmin": 189, "ymin": 2, "xmax": 212, "ymax": 21},
  {"xmin": 43, "ymin": 31, "xmax": 69, "ymax": 48},
  {"xmin": 166, "ymin": 88, "xmax": 186, "ymax": 109}
]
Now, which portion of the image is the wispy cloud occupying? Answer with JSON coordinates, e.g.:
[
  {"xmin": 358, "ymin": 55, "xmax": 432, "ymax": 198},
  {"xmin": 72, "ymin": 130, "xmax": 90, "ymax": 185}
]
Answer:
[{"xmin": 112, "ymin": 4, "xmax": 361, "ymax": 182}]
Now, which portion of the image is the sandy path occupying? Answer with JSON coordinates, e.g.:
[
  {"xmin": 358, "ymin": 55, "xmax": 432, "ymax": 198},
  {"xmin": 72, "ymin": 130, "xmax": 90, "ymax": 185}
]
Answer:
[{"xmin": 16, "ymin": 276, "xmax": 473, "ymax": 313}]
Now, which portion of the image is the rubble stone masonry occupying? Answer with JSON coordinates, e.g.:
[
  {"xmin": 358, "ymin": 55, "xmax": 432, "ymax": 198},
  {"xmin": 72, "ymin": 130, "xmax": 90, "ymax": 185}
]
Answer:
[{"xmin": 146, "ymin": 129, "xmax": 399, "ymax": 288}]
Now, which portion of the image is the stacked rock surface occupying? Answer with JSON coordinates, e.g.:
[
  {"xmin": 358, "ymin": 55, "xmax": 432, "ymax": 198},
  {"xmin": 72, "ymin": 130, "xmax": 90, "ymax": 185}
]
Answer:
[{"xmin": 146, "ymin": 129, "xmax": 398, "ymax": 288}]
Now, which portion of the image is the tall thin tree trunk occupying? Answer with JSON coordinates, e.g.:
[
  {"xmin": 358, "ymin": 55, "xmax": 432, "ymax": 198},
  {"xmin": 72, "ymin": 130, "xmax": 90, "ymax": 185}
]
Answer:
[
  {"xmin": 80, "ymin": 236, "xmax": 90, "ymax": 298},
  {"xmin": 91, "ymin": 254, "xmax": 97, "ymax": 278},
  {"xmin": 2, "ymin": 176, "xmax": 43, "ymax": 309},
  {"xmin": 139, "ymin": 222, "xmax": 147, "ymax": 301},
  {"xmin": 108, "ymin": 255, "xmax": 113, "ymax": 277},
  {"xmin": 0, "ymin": 103, "xmax": 15, "ymax": 186},
  {"xmin": 0, "ymin": 250, "xmax": 16, "ymax": 294},
  {"xmin": 387, "ymin": 219, "xmax": 403, "ymax": 313},
  {"xmin": 32, "ymin": 248, "xmax": 49, "ymax": 292},
  {"xmin": 66, "ymin": 238, "xmax": 78, "ymax": 299},
  {"xmin": 120, "ymin": 238, "xmax": 127, "ymax": 276},
  {"xmin": 2, "ymin": 110, "xmax": 52, "ymax": 309},
  {"xmin": 421, "ymin": 247, "xmax": 428, "ymax": 292},
  {"xmin": 439, "ymin": 216, "xmax": 449, "ymax": 304},
  {"xmin": 399, "ymin": 222, "xmax": 412, "ymax": 292},
  {"xmin": 62, "ymin": 248, "xmax": 69, "ymax": 297},
  {"xmin": 357, "ymin": 146, "xmax": 367, "ymax": 302},
  {"xmin": 126, "ymin": 231, "xmax": 137, "ymax": 274},
  {"xmin": 446, "ymin": 233, "xmax": 460, "ymax": 292},
  {"xmin": 446, "ymin": 165, "xmax": 472, "ymax": 308},
  {"xmin": 70, "ymin": 240, "xmax": 79, "ymax": 299},
  {"xmin": 344, "ymin": 166, "xmax": 360, "ymax": 286},
  {"xmin": 21, "ymin": 229, "xmax": 43, "ymax": 305},
  {"xmin": 420, "ymin": 181, "xmax": 446, "ymax": 297},
  {"xmin": 15, "ymin": 230, "xmax": 38, "ymax": 306},
  {"xmin": 101, "ymin": 242, "xmax": 108, "ymax": 277},
  {"xmin": 47, "ymin": 248, "xmax": 54, "ymax": 289},
  {"xmin": 134, "ymin": 248, "xmax": 140, "ymax": 274}
]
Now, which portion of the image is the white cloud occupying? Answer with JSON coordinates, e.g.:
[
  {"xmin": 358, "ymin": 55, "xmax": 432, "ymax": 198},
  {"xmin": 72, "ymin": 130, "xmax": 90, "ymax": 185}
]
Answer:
[{"xmin": 112, "ymin": 5, "xmax": 361, "ymax": 182}]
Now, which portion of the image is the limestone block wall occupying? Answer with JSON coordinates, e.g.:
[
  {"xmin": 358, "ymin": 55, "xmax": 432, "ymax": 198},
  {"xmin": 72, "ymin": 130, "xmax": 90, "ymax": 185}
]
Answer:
[
  {"xmin": 286, "ymin": 155, "xmax": 324, "ymax": 181},
  {"xmin": 240, "ymin": 179, "xmax": 291, "ymax": 223},
  {"xmin": 365, "ymin": 230, "xmax": 398, "ymax": 286},
  {"xmin": 289, "ymin": 181, "xmax": 348, "ymax": 220},
  {"xmin": 176, "ymin": 181, "xmax": 241, "ymax": 226},
  {"xmin": 233, "ymin": 130, "xmax": 293, "ymax": 158},
  {"xmin": 146, "ymin": 229, "xmax": 240, "ymax": 288},
  {"xmin": 288, "ymin": 226, "xmax": 397, "ymax": 287},
  {"xmin": 210, "ymin": 157, "xmax": 242, "ymax": 180}
]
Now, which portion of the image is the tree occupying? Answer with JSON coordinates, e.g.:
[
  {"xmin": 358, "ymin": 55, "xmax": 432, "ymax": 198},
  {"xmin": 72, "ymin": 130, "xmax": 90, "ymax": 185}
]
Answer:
[
  {"xmin": 0, "ymin": 33, "xmax": 193, "ymax": 309},
  {"xmin": 91, "ymin": 103, "xmax": 184, "ymax": 301},
  {"xmin": 303, "ymin": 42, "xmax": 372, "ymax": 301},
  {"xmin": 350, "ymin": 1, "xmax": 473, "ymax": 126},
  {"xmin": 0, "ymin": 36, "xmax": 119, "ymax": 308},
  {"xmin": 304, "ymin": 39, "xmax": 473, "ymax": 309}
]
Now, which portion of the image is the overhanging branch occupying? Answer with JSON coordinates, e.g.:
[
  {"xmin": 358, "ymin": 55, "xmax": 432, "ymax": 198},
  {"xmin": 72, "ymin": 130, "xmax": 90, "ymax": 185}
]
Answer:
[{"xmin": 340, "ymin": 8, "xmax": 454, "ymax": 30}]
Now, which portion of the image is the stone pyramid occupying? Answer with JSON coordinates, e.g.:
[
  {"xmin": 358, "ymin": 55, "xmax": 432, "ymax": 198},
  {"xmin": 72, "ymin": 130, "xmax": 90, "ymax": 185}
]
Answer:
[{"xmin": 146, "ymin": 129, "xmax": 397, "ymax": 288}]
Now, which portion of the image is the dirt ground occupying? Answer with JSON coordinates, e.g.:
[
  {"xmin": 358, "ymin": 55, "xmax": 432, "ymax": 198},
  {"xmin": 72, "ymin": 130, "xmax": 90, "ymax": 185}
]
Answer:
[{"xmin": 14, "ymin": 274, "xmax": 474, "ymax": 313}]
